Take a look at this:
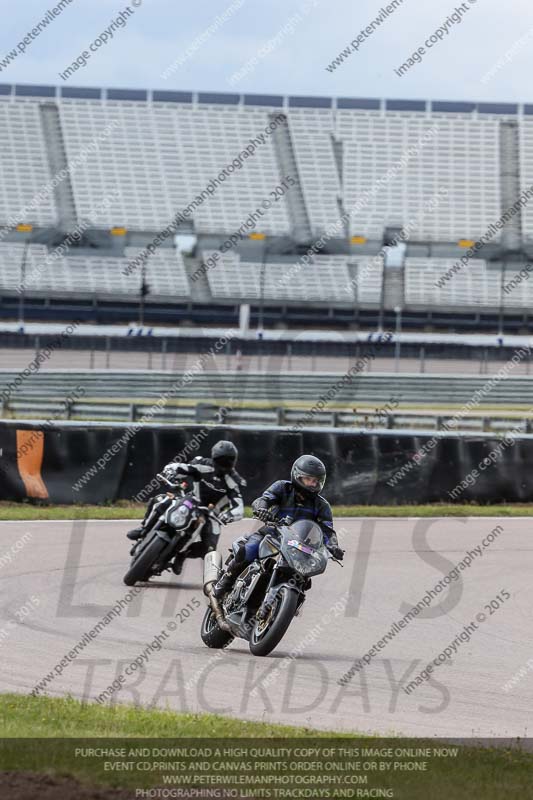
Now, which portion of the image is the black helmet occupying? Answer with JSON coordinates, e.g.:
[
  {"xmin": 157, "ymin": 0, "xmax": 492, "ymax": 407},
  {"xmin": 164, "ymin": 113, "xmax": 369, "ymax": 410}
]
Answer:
[
  {"xmin": 211, "ymin": 440, "xmax": 238, "ymax": 473},
  {"xmin": 291, "ymin": 454, "xmax": 326, "ymax": 494}
]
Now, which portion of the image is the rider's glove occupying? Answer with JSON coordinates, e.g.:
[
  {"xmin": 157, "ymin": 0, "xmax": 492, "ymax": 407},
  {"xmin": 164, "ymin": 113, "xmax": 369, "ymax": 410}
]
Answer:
[
  {"xmin": 328, "ymin": 545, "xmax": 345, "ymax": 561},
  {"xmin": 219, "ymin": 511, "xmax": 234, "ymax": 525},
  {"xmin": 163, "ymin": 464, "xmax": 178, "ymax": 480},
  {"xmin": 254, "ymin": 506, "xmax": 272, "ymax": 523}
]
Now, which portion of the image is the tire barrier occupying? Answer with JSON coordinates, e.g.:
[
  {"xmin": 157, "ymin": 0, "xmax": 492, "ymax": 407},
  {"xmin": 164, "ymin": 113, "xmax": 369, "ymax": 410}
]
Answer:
[{"xmin": 1, "ymin": 420, "xmax": 533, "ymax": 506}]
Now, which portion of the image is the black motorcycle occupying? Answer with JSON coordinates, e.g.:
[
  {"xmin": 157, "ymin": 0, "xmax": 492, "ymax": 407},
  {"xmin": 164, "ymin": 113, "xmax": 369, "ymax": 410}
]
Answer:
[
  {"xmin": 201, "ymin": 515, "xmax": 341, "ymax": 656},
  {"xmin": 123, "ymin": 474, "xmax": 222, "ymax": 586}
]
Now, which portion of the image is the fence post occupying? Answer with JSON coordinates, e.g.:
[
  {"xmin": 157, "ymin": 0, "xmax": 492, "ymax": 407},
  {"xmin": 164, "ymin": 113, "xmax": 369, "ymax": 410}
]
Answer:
[
  {"xmin": 420, "ymin": 346, "xmax": 425, "ymax": 373},
  {"xmin": 225, "ymin": 339, "xmax": 231, "ymax": 371}
]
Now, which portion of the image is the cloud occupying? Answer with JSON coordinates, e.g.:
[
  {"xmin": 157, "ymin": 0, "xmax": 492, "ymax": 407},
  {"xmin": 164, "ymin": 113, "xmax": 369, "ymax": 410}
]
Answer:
[{"xmin": 0, "ymin": 0, "xmax": 531, "ymax": 102}]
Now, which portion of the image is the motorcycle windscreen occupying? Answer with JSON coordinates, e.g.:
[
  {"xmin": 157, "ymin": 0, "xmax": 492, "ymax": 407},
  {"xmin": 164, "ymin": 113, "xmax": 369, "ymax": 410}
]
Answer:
[{"xmin": 280, "ymin": 520, "xmax": 328, "ymax": 577}]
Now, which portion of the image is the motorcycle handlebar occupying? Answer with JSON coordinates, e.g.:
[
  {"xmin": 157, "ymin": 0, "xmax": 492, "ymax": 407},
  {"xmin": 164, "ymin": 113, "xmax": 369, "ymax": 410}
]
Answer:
[
  {"xmin": 156, "ymin": 475, "xmax": 225, "ymax": 522},
  {"xmin": 157, "ymin": 472, "xmax": 180, "ymax": 487},
  {"xmin": 252, "ymin": 513, "xmax": 343, "ymax": 566},
  {"xmin": 252, "ymin": 513, "xmax": 292, "ymax": 527}
]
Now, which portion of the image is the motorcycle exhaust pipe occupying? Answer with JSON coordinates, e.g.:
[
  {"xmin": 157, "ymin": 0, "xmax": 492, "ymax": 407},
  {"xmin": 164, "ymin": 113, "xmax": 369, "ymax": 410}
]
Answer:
[
  {"xmin": 203, "ymin": 551, "xmax": 232, "ymax": 632},
  {"xmin": 203, "ymin": 550, "xmax": 222, "ymax": 593}
]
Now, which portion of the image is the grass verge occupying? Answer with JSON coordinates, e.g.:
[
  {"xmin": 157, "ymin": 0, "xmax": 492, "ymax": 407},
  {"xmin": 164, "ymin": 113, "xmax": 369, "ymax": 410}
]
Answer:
[
  {"xmin": 1, "ymin": 501, "xmax": 533, "ymax": 520},
  {"xmin": 0, "ymin": 695, "xmax": 532, "ymax": 799},
  {"xmin": 0, "ymin": 694, "xmax": 323, "ymax": 738}
]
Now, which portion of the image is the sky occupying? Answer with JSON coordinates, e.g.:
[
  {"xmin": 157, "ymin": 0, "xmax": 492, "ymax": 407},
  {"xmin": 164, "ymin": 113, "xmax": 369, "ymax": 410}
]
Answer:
[{"xmin": 0, "ymin": 0, "xmax": 532, "ymax": 103}]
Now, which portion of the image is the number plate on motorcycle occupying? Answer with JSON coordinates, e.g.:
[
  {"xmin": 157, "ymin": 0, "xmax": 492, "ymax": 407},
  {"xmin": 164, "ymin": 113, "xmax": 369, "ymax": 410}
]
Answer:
[{"xmin": 287, "ymin": 539, "xmax": 315, "ymax": 555}]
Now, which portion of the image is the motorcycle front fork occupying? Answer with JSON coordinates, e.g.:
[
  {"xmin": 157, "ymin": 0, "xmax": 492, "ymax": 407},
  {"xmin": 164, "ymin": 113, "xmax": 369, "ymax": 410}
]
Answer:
[{"xmin": 260, "ymin": 565, "xmax": 309, "ymax": 614}]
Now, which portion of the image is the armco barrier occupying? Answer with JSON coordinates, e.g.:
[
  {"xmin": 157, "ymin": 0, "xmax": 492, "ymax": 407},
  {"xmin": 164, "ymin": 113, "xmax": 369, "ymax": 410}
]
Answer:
[
  {"xmin": 1, "ymin": 420, "xmax": 533, "ymax": 506},
  {"xmin": 3, "ymin": 370, "xmax": 533, "ymax": 405}
]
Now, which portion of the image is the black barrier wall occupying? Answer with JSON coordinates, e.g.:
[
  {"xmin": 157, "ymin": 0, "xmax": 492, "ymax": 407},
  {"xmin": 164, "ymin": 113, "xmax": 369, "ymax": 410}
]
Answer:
[{"xmin": 1, "ymin": 420, "xmax": 533, "ymax": 505}]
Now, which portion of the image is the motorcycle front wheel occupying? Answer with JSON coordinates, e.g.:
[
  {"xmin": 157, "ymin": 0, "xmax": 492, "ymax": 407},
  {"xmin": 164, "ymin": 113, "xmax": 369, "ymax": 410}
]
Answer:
[
  {"xmin": 123, "ymin": 535, "xmax": 166, "ymax": 586},
  {"xmin": 249, "ymin": 587, "xmax": 299, "ymax": 657},
  {"xmin": 200, "ymin": 607, "xmax": 234, "ymax": 649}
]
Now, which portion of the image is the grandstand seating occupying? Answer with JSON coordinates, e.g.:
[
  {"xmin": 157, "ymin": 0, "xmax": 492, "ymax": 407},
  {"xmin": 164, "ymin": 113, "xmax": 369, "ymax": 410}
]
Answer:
[
  {"xmin": 0, "ymin": 90, "xmax": 513, "ymax": 243},
  {"xmin": 287, "ymin": 109, "xmax": 340, "ymax": 234},
  {"xmin": 242, "ymin": 254, "xmax": 532, "ymax": 310},
  {"xmin": 59, "ymin": 100, "xmax": 291, "ymax": 234},
  {"xmin": 405, "ymin": 258, "xmax": 533, "ymax": 308},
  {"xmin": 501, "ymin": 265, "xmax": 533, "ymax": 307},
  {"xmin": 59, "ymin": 101, "xmax": 175, "ymax": 231},
  {"xmin": 0, "ymin": 102, "xmax": 56, "ymax": 226},
  {"xmin": 341, "ymin": 116, "xmax": 501, "ymax": 242},
  {"xmin": 1, "ymin": 87, "xmax": 533, "ymax": 315},
  {"xmin": 205, "ymin": 252, "xmax": 352, "ymax": 302},
  {"xmin": 519, "ymin": 118, "xmax": 533, "ymax": 245},
  {"xmin": 0, "ymin": 242, "xmax": 189, "ymax": 297},
  {"xmin": 405, "ymin": 257, "xmax": 501, "ymax": 307},
  {"xmin": 0, "ymin": 243, "xmax": 50, "ymax": 291},
  {"xmin": 351, "ymin": 258, "xmax": 383, "ymax": 303},
  {"xmin": 172, "ymin": 105, "xmax": 291, "ymax": 235}
]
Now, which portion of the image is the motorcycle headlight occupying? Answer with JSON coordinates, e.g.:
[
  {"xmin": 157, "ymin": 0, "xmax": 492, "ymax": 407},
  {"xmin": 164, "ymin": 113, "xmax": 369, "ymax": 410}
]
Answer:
[{"xmin": 167, "ymin": 505, "xmax": 191, "ymax": 529}]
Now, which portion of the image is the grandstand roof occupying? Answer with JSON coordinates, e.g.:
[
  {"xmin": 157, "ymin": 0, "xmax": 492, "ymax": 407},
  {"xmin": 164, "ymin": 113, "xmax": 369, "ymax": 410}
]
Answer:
[{"xmin": 0, "ymin": 83, "xmax": 526, "ymax": 115}]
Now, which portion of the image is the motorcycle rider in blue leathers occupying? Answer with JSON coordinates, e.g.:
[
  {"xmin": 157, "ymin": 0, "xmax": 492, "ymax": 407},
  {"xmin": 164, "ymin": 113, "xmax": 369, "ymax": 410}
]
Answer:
[{"xmin": 212, "ymin": 455, "xmax": 344, "ymax": 612}]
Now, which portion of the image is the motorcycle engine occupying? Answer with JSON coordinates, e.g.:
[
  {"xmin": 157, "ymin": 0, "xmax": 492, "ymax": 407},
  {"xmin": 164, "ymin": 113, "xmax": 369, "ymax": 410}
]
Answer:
[{"xmin": 227, "ymin": 566, "xmax": 258, "ymax": 607}]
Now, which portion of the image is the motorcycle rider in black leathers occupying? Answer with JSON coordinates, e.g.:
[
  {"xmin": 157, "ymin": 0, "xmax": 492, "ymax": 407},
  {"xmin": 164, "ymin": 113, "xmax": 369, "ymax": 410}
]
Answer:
[
  {"xmin": 212, "ymin": 455, "xmax": 344, "ymax": 608},
  {"xmin": 127, "ymin": 440, "xmax": 245, "ymax": 574}
]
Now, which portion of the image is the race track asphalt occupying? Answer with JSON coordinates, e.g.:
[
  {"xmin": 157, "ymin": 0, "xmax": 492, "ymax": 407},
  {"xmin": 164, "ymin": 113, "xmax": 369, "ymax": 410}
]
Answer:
[{"xmin": 1, "ymin": 516, "xmax": 532, "ymax": 738}]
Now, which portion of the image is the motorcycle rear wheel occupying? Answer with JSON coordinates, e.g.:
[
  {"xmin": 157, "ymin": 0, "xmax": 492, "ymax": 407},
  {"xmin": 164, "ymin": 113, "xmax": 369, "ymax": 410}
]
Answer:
[
  {"xmin": 249, "ymin": 587, "xmax": 299, "ymax": 657},
  {"xmin": 200, "ymin": 607, "xmax": 234, "ymax": 649},
  {"xmin": 123, "ymin": 535, "xmax": 166, "ymax": 586}
]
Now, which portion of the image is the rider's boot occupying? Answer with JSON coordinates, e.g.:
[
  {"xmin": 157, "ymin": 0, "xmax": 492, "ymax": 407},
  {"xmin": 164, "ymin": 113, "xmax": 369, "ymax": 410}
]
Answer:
[
  {"xmin": 127, "ymin": 527, "xmax": 144, "ymax": 541},
  {"xmin": 172, "ymin": 553, "xmax": 186, "ymax": 576},
  {"xmin": 212, "ymin": 558, "xmax": 242, "ymax": 599},
  {"xmin": 127, "ymin": 498, "xmax": 160, "ymax": 542},
  {"xmin": 212, "ymin": 538, "xmax": 249, "ymax": 599}
]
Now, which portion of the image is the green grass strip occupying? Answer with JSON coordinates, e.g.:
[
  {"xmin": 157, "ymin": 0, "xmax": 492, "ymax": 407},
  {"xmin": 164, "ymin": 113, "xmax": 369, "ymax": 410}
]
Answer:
[
  {"xmin": 1, "ymin": 502, "xmax": 532, "ymax": 521},
  {"xmin": 0, "ymin": 695, "xmax": 532, "ymax": 799}
]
